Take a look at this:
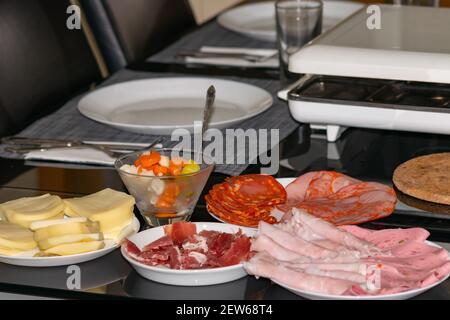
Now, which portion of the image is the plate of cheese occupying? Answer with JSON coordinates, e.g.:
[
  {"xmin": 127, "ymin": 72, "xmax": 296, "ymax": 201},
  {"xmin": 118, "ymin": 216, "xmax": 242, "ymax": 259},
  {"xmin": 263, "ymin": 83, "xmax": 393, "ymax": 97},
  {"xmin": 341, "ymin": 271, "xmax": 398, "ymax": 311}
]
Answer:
[{"xmin": 0, "ymin": 188, "xmax": 140, "ymax": 267}]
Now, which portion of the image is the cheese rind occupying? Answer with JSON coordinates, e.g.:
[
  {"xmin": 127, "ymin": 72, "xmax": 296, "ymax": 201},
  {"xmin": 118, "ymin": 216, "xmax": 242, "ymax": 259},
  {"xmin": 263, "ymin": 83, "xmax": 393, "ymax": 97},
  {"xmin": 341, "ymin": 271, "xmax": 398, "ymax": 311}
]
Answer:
[
  {"xmin": 64, "ymin": 189, "xmax": 135, "ymax": 234},
  {"xmin": 1, "ymin": 194, "xmax": 65, "ymax": 227},
  {"xmin": 44, "ymin": 241, "xmax": 105, "ymax": 255},
  {"xmin": 0, "ymin": 222, "xmax": 37, "ymax": 251}
]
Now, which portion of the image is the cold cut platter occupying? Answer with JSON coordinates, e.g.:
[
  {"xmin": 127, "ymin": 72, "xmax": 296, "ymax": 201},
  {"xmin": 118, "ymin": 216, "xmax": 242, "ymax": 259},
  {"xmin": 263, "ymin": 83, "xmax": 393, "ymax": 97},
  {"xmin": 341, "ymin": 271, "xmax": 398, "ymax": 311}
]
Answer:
[
  {"xmin": 206, "ymin": 171, "xmax": 397, "ymax": 228},
  {"xmin": 199, "ymin": 171, "xmax": 450, "ymax": 299}
]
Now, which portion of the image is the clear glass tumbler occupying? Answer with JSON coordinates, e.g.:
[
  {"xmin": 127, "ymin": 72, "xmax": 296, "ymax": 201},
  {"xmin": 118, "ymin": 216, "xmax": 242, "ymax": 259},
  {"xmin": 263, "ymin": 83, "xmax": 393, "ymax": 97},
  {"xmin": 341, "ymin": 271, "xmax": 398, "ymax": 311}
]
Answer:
[{"xmin": 276, "ymin": 0, "xmax": 323, "ymax": 85}]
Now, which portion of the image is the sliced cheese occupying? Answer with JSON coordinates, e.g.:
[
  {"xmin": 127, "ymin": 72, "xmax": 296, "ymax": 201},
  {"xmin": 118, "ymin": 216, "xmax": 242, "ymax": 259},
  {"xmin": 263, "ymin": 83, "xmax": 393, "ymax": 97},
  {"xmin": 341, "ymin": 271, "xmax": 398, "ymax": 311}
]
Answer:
[
  {"xmin": 0, "ymin": 245, "xmax": 26, "ymax": 256},
  {"xmin": 34, "ymin": 221, "xmax": 99, "ymax": 242},
  {"xmin": 102, "ymin": 216, "xmax": 134, "ymax": 241},
  {"xmin": 0, "ymin": 222, "xmax": 37, "ymax": 251},
  {"xmin": 64, "ymin": 189, "xmax": 135, "ymax": 233},
  {"xmin": 44, "ymin": 240, "xmax": 105, "ymax": 256},
  {"xmin": 30, "ymin": 217, "xmax": 88, "ymax": 231},
  {"xmin": 1, "ymin": 194, "xmax": 65, "ymax": 227},
  {"xmin": 38, "ymin": 233, "xmax": 103, "ymax": 250}
]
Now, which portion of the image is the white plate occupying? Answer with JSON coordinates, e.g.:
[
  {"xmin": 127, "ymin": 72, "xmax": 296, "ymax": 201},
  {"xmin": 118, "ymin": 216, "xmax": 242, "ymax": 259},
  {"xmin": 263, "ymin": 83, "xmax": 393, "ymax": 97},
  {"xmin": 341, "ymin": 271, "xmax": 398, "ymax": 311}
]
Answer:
[
  {"xmin": 207, "ymin": 177, "xmax": 293, "ymax": 226},
  {"xmin": 121, "ymin": 222, "xmax": 255, "ymax": 286},
  {"xmin": 78, "ymin": 78, "xmax": 273, "ymax": 135},
  {"xmin": 0, "ymin": 217, "xmax": 140, "ymax": 267},
  {"xmin": 217, "ymin": 1, "xmax": 364, "ymax": 42},
  {"xmin": 273, "ymin": 241, "xmax": 450, "ymax": 300}
]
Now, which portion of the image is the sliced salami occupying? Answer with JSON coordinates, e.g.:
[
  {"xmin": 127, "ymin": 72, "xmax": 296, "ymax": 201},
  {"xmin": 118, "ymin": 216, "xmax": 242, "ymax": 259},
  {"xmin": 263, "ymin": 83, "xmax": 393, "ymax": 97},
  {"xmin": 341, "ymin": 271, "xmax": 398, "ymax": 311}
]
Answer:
[
  {"xmin": 282, "ymin": 171, "xmax": 397, "ymax": 225},
  {"xmin": 206, "ymin": 174, "xmax": 286, "ymax": 227}
]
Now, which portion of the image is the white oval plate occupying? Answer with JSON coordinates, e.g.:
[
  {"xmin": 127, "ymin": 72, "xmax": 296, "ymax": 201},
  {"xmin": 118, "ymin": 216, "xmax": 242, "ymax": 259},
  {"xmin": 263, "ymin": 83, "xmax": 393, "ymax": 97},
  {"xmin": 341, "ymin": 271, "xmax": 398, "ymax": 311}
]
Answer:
[
  {"xmin": 121, "ymin": 222, "xmax": 255, "ymax": 286},
  {"xmin": 78, "ymin": 78, "xmax": 273, "ymax": 135},
  {"xmin": 217, "ymin": 1, "xmax": 364, "ymax": 42},
  {"xmin": 273, "ymin": 241, "xmax": 450, "ymax": 300},
  {"xmin": 0, "ymin": 217, "xmax": 140, "ymax": 267},
  {"xmin": 207, "ymin": 177, "xmax": 293, "ymax": 227}
]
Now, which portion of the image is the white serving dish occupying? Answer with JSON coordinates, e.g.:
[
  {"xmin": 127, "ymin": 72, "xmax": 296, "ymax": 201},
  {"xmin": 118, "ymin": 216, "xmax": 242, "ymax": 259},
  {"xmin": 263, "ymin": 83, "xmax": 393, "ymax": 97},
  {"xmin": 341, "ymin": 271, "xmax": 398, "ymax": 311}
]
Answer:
[
  {"xmin": 78, "ymin": 78, "xmax": 273, "ymax": 135},
  {"xmin": 0, "ymin": 217, "xmax": 140, "ymax": 267},
  {"xmin": 121, "ymin": 222, "xmax": 255, "ymax": 286},
  {"xmin": 217, "ymin": 1, "xmax": 364, "ymax": 42},
  {"xmin": 273, "ymin": 241, "xmax": 450, "ymax": 300}
]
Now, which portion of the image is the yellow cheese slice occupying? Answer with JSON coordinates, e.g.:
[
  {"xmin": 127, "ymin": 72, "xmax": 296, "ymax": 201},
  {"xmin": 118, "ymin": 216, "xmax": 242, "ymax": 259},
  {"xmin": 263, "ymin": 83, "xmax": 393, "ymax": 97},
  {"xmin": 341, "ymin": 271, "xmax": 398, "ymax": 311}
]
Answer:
[
  {"xmin": 1, "ymin": 194, "xmax": 65, "ymax": 228},
  {"xmin": 102, "ymin": 216, "xmax": 134, "ymax": 241},
  {"xmin": 0, "ymin": 245, "xmax": 26, "ymax": 256},
  {"xmin": 44, "ymin": 240, "xmax": 105, "ymax": 256},
  {"xmin": 64, "ymin": 189, "xmax": 135, "ymax": 233},
  {"xmin": 30, "ymin": 217, "xmax": 88, "ymax": 231},
  {"xmin": 0, "ymin": 222, "xmax": 37, "ymax": 251},
  {"xmin": 38, "ymin": 233, "xmax": 103, "ymax": 250},
  {"xmin": 34, "ymin": 221, "xmax": 99, "ymax": 242}
]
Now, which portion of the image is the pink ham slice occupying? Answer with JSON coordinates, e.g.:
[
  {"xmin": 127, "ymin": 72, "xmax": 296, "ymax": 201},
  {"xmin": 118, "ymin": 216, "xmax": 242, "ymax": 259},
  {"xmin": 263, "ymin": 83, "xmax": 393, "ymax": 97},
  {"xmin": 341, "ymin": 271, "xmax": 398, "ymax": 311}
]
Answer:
[
  {"xmin": 247, "ymin": 209, "xmax": 450, "ymax": 296},
  {"xmin": 244, "ymin": 253, "xmax": 360, "ymax": 295},
  {"xmin": 281, "ymin": 171, "xmax": 396, "ymax": 225}
]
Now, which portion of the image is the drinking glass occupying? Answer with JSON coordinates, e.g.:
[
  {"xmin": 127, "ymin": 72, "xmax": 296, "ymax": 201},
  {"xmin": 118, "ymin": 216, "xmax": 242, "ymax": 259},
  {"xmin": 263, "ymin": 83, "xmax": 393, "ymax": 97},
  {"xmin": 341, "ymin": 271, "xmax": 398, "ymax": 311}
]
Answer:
[{"xmin": 276, "ymin": 0, "xmax": 323, "ymax": 85}]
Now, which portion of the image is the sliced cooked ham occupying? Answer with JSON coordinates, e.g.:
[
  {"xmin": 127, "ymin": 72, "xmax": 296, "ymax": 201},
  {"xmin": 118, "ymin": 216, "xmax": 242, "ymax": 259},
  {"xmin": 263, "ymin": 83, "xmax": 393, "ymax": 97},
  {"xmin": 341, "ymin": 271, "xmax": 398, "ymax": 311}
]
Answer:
[
  {"xmin": 259, "ymin": 221, "xmax": 340, "ymax": 259},
  {"xmin": 245, "ymin": 253, "xmax": 360, "ymax": 295},
  {"xmin": 246, "ymin": 209, "xmax": 450, "ymax": 296}
]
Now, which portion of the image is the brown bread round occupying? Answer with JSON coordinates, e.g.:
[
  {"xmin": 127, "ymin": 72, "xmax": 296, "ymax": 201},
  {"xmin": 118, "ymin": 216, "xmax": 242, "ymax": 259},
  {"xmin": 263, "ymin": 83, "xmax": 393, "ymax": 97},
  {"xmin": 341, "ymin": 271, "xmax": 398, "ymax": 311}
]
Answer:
[{"xmin": 393, "ymin": 153, "xmax": 450, "ymax": 205}]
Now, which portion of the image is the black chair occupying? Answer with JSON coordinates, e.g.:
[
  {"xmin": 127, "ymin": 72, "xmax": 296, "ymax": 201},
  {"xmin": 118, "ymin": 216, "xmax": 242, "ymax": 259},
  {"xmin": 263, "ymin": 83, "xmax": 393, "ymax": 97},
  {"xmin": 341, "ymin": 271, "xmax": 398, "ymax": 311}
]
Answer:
[
  {"xmin": 81, "ymin": 0, "xmax": 196, "ymax": 72},
  {"xmin": 0, "ymin": 0, "xmax": 102, "ymax": 137}
]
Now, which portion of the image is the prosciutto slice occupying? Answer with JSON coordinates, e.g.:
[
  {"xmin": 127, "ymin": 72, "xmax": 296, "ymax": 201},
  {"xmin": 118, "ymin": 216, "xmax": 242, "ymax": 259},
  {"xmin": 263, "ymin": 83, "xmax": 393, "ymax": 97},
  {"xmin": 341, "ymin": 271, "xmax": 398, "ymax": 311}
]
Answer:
[
  {"xmin": 245, "ymin": 208, "xmax": 450, "ymax": 296},
  {"xmin": 280, "ymin": 171, "xmax": 397, "ymax": 225}
]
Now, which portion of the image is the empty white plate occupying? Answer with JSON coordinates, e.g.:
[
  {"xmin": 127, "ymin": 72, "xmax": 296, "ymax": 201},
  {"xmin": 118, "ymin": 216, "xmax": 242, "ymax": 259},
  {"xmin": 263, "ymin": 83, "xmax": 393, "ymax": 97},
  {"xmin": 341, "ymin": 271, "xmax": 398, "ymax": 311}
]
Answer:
[
  {"xmin": 217, "ymin": 1, "xmax": 364, "ymax": 42},
  {"xmin": 78, "ymin": 78, "xmax": 273, "ymax": 135}
]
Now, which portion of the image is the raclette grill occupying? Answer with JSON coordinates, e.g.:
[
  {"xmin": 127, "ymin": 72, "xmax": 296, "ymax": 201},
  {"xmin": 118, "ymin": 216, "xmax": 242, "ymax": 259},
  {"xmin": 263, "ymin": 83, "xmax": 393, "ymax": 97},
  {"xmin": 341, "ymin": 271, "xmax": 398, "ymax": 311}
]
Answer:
[{"xmin": 286, "ymin": 5, "xmax": 450, "ymax": 141}]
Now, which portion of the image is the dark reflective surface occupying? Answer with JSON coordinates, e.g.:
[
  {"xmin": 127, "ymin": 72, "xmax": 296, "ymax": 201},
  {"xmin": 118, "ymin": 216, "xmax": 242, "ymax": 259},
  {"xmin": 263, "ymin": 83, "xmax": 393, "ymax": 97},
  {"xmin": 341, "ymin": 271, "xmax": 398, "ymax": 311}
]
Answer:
[{"xmin": 1, "ymin": 125, "xmax": 450, "ymax": 299}]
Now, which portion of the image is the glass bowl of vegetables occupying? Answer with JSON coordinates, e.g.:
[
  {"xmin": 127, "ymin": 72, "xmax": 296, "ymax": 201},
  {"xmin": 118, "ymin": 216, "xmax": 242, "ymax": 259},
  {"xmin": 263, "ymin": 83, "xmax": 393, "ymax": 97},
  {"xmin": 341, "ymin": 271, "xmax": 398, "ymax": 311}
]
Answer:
[{"xmin": 115, "ymin": 148, "xmax": 214, "ymax": 227}]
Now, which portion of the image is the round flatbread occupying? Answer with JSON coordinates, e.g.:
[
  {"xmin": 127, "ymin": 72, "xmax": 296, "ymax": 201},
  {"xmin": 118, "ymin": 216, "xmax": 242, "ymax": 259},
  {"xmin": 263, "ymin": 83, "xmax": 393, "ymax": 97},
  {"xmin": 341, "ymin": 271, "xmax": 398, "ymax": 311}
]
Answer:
[{"xmin": 393, "ymin": 153, "xmax": 450, "ymax": 205}]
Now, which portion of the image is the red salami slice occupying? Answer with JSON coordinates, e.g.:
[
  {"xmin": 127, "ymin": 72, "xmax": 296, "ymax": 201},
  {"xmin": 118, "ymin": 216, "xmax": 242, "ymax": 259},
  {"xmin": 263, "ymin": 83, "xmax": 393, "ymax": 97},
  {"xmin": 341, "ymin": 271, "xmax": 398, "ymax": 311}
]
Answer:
[
  {"xmin": 206, "ymin": 174, "xmax": 286, "ymax": 227},
  {"xmin": 282, "ymin": 171, "xmax": 397, "ymax": 225}
]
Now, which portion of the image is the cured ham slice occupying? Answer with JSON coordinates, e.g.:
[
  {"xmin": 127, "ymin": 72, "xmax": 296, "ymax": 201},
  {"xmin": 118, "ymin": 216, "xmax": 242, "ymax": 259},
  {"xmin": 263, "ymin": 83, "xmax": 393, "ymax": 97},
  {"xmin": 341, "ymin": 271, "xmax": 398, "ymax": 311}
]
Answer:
[
  {"xmin": 281, "ymin": 171, "xmax": 396, "ymax": 225},
  {"xmin": 246, "ymin": 209, "xmax": 450, "ymax": 296}
]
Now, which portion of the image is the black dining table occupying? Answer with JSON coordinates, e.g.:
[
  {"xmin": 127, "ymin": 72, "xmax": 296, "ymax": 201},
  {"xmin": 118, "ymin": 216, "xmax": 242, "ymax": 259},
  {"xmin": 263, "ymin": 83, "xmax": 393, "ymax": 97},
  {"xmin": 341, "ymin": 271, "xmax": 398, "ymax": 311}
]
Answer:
[
  {"xmin": 1, "ymin": 18, "xmax": 450, "ymax": 300},
  {"xmin": 1, "ymin": 122, "xmax": 450, "ymax": 300}
]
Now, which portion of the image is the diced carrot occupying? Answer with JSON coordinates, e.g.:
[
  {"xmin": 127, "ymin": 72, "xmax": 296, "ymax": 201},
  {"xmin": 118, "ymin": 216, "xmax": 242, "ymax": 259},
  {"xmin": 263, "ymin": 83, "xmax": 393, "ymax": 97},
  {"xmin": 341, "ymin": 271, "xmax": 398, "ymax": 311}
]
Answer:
[
  {"xmin": 137, "ymin": 166, "xmax": 143, "ymax": 174},
  {"xmin": 152, "ymin": 164, "xmax": 169, "ymax": 176},
  {"xmin": 164, "ymin": 183, "xmax": 180, "ymax": 198},
  {"xmin": 155, "ymin": 211, "xmax": 178, "ymax": 218},
  {"xmin": 170, "ymin": 158, "xmax": 185, "ymax": 166},
  {"xmin": 134, "ymin": 159, "xmax": 142, "ymax": 167},
  {"xmin": 168, "ymin": 163, "xmax": 182, "ymax": 176},
  {"xmin": 139, "ymin": 152, "xmax": 161, "ymax": 169},
  {"xmin": 155, "ymin": 197, "xmax": 174, "ymax": 209}
]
